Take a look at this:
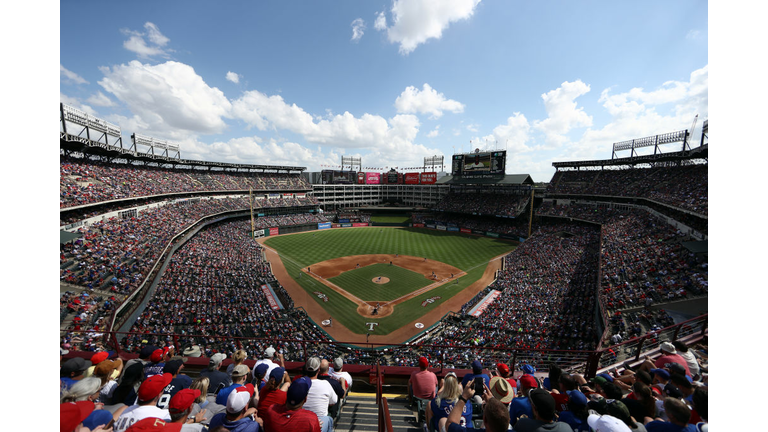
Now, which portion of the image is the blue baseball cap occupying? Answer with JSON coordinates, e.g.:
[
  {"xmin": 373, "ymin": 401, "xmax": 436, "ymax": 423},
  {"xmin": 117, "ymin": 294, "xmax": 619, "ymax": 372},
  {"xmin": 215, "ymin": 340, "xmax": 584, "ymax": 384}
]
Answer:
[
  {"xmin": 286, "ymin": 377, "xmax": 312, "ymax": 406},
  {"xmin": 651, "ymin": 368, "xmax": 671, "ymax": 380},
  {"xmin": 269, "ymin": 367, "xmax": 286, "ymax": 382},
  {"xmin": 82, "ymin": 409, "xmax": 113, "ymax": 430},
  {"xmin": 596, "ymin": 373, "xmax": 614, "ymax": 383},
  {"xmin": 521, "ymin": 364, "xmax": 536, "ymax": 375},
  {"xmin": 253, "ymin": 363, "xmax": 269, "ymax": 379},
  {"xmin": 566, "ymin": 390, "xmax": 588, "ymax": 407},
  {"xmin": 471, "ymin": 360, "xmax": 483, "ymax": 373}
]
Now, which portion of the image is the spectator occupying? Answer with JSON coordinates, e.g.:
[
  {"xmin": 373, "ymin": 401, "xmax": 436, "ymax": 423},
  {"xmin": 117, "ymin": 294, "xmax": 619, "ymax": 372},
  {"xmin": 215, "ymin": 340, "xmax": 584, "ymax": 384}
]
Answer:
[
  {"xmin": 188, "ymin": 376, "xmax": 226, "ymax": 425},
  {"xmin": 443, "ymin": 381, "xmax": 509, "ymax": 432},
  {"xmin": 226, "ymin": 350, "xmax": 248, "ymax": 377},
  {"xmin": 217, "ymin": 365, "xmax": 251, "ymax": 406},
  {"xmin": 513, "ymin": 388, "xmax": 572, "ymax": 432},
  {"xmin": 427, "ymin": 372, "xmax": 472, "ymax": 431},
  {"xmin": 61, "ymin": 377, "xmax": 103, "ymax": 403},
  {"xmin": 251, "ymin": 364, "xmax": 270, "ymax": 392},
  {"xmin": 409, "ymin": 356, "xmax": 438, "ymax": 405},
  {"xmin": 262, "ymin": 377, "xmax": 321, "ymax": 432},
  {"xmin": 62, "ymin": 357, "xmax": 92, "ymax": 392},
  {"xmin": 168, "ymin": 388, "xmax": 208, "ymax": 431},
  {"xmin": 200, "ymin": 353, "xmax": 232, "ymax": 397},
  {"xmin": 111, "ymin": 363, "xmax": 146, "ymax": 406},
  {"xmin": 645, "ymin": 398, "xmax": 697, "ymax": 432},
  {"xmin": 207, "ymin": 386, "xmax": 260, "ymax": 432},
  {"xmin": 509, "ymin": 374, "xmax": 538, "ymax": 427},
  {"xmin": 329, "ymin": 357, "xmax": 352, "ymax": 397},
  {"xmin": 587, "ymin": 414, "xmax": 633, "ymax": 432},
  {"xmin": 157, "ymin": 359, "xmax": 193, "ymax": 409},
  {"xmin": 257, "ymin": 367, "xmax": 291, "ymax": 419},
  {"xmin": 556, "ymin": 390, "xmax": 590, "ymax": 432},
  {"xmin": 302, "ymin": 356, "xmax": 337, "ymax": 432},
  {"xmin": 60, "ymin": 400, "xmax": 96, "ymax": 432},
  {"xmin": 318, "ymin": 359, "xmax": 345, "ymax": 406},
  {"xmin": 114, "ymin": 373, "xmax": 173, "ymax": 432},
  {"xmin": 489, "ymin": 376, "xmax": 515, "ymax": 406},
  {"xmin": 461, "ymin": 360, "xmax": 491, "ymax": 390}
]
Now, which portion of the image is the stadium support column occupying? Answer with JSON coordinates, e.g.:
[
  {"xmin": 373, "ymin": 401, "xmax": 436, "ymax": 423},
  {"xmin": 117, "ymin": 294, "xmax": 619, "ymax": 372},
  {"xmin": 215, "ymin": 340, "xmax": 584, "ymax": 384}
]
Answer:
[
  {"xmin": 527, "ymin": 188, "xmax": 534, "ymax": 238},
  {"xmin": 250, "ymin": 187, "xmax": 254, "ymax": 239}
]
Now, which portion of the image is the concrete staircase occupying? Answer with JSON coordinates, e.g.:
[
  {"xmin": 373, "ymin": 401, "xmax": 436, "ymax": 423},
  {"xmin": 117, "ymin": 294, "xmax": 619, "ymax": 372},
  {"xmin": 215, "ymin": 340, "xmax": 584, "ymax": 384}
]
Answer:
[{"xmin": 334, "ymin": 393, "xmax": 422, "ymax": 432}]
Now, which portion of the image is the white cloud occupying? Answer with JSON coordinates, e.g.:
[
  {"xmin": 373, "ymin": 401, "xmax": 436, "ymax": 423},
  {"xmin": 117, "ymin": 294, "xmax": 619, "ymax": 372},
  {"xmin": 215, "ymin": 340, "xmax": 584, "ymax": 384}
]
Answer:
[
  {"xmin": 374, "ymin": 11, "xmax": 387, "ymax": 31},
  {"xmin": 379, "ymin": 0, "xmax": 481, "ymax": 54},
  {"xmin": 60, "ymin": 65, "xmax": 89, "ymax": 85},
  {"xmin": 491, "ymin": 112, "xmax": 532, "ymax": 153},
  {"xmin": 427, "ymin": 125, "xmax": 440, "ymax": 138},
  {"xmin": 351, "ymin": 18, "xmax": 366, "ymax": 42},
  {"xmin": 98, "ymin": 60, "xmax": 232, "ymax": 136},
  {"xmin": 686, "ymin": 29, "xmax": 702, "ymax": 40},
  {"xmin": 466, "ymin": 123, "xmax": 478, "ymax": 132},
  {"xmin": 226, "ymin": 71, "xmax": 240, "ymax": 84},
  {"xmin": 121, "ymin": 22, "xmax": 172, "ymax": 58},
  {"xmin": 60, "ymin": 92, "xmax": 97, "ymax": 116},
  {"xmin": 394, "ymin": 83, "xmax": 465, "ymax": 118},
  {"xmin": 86, "ymin": 91, "xmax": 115, "ymax": 107},
  {"xmin": 533, "ymin": 80, "xmax": 592, "ymax": 147}
]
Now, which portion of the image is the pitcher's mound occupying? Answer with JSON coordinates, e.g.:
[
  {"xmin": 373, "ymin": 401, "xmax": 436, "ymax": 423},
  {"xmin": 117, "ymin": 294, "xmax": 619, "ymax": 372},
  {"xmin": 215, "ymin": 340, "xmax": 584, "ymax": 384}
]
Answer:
[{"xmin": 372, "ymin": 277, "xmax": 390, "ymax": 284}]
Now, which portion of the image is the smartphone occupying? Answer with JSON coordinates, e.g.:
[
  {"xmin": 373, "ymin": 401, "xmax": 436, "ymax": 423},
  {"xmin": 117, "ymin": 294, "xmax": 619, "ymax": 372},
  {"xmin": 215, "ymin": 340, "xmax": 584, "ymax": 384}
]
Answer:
[{"xmin": 474, "ymin": 377, "xmax": 484, "ymax": 394}]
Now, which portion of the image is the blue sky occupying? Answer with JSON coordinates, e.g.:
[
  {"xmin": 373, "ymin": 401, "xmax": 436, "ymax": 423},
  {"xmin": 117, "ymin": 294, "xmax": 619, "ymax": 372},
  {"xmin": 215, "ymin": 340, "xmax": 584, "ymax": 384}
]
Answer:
[{"xmin": 59, "ymin": 1, "xmax": 708, "ymax": 182}]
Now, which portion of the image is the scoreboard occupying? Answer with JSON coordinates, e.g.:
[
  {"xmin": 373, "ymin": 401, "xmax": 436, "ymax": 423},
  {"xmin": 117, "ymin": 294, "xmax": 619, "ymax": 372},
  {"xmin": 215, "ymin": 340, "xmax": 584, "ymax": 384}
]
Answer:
[{"xmin": 452, "ymin": 150, "xmax": 506, "ymax": 177}]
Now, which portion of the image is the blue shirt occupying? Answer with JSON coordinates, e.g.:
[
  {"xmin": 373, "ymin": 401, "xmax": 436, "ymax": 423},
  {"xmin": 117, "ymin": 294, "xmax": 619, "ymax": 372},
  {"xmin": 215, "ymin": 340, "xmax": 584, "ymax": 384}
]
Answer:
[
  {"xmin": 508, "ymin": 396, "xmax": 532, "ymax": 426},
  {"xmin": 216, "ymin": 383, "xmax": 244, "ymax": 405},
  {"xmin": 645, "ymin": 421, "xmax": 698, "ymax": 432},
  {"xmin": 460, "ymin": 373, "xmax": 490, "ymax": 389},
  {"xmin": 430, "ymin": 398, "xmax": 472, "ymax": 430},
  {"xmin": 556, "ymin": 411, "xmax": 590, "ymax": 432}
]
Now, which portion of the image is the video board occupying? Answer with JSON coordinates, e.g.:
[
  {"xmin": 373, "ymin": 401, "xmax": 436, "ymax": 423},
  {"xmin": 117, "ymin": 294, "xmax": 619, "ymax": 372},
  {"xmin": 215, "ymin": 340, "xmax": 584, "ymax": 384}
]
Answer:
[{"xmin": 451, "ymin": 150, "xmax": 506, "ymax": 177}]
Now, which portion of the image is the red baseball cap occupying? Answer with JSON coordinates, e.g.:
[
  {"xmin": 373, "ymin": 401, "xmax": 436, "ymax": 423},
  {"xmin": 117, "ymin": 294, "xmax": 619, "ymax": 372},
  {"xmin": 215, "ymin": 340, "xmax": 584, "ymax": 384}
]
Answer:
[
  {"xmin": 125, "ymin": 418, "xmax": 182, "ymax": 432},
  {"xmin": 418, "ymin": 357, "xmax": 429, "ymax": 368},
  {"xmin": 169, "ymin": 389, "xmax": 201, "ymax": 413},
  {"xmin": 91, "ymin": 351, "xmax": 109, "ymax": 365},
  {"xmin": 496, "ymin": 363, "xmax": 510, "ymax": 374},
  {"xmin": 138, "ymin": 373, "xmax": 173, "ymax": 402},
  {"xmin": 150, "ymin": 349, "xmax": 164, "ymax": 363},
  {"xmin": 60, "ymin": 401, "xmax": 95, "ymax": 432},
  {"xmin": 519, "ymin": 375, "xmax": 538, "ymax": 389}
]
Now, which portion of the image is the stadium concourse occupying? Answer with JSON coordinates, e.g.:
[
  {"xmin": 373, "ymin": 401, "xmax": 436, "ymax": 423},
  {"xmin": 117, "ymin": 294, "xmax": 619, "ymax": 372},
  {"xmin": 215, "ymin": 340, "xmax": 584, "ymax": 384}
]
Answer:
[{"xmin": 60, "ymin": 131, "xmax": 707, "ymax": 430}]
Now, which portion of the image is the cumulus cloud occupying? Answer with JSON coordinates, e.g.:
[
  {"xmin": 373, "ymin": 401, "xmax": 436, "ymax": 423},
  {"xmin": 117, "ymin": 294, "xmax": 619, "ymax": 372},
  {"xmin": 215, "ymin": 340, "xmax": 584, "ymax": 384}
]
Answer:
[
  {"xmin": 394, "ymin": 83, "xmax": 465, "ymax": 118},
  {"xmin": 226, "ymin": 71, "xmax": 240, "ymax": 84},
  {"xmin": 351, "ymin": 18, "xmax": 366, "ymax": 42},
  {"xmin": 378, "ymin": 0, "xmax": 481, "ymax": 54},
  {"xmin": 427, "ymin": 125, "xmax": 440, "ymax": 138},
  {"xmin": 491, "ymin": 112, "xmax": 532, "ymax": 153},
  {"xmin": 533, "ymin": 80, "xmax": 592, "ymax": 147},
  {"xmin": 374, "ymin": 11, "xmax": 387, "ymax": 31},
  {"xmin": 60, "ymin": 65, "xmax": 89, "ymax": 85},
  {"xmin": 60, "ymin": 92, "xmax": 97, "ymax": 116},
  {"xmin": 122, "ymin": 22, "xmax": 172, "ymax": 58},
  {"xmin": 98, "ymin": 60, "xmax": 232, "ymax": 136},
  {"xmin": 86, "ymin": 91, "xmax": 115, "ymax": 107}
]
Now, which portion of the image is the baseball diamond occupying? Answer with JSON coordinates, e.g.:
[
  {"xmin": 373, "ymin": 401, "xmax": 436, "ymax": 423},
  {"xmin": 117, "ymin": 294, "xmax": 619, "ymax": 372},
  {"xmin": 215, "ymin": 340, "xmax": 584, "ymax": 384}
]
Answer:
[{"xmin": 260, "ymin": 227, "xmax": 516, "ymax": 343}]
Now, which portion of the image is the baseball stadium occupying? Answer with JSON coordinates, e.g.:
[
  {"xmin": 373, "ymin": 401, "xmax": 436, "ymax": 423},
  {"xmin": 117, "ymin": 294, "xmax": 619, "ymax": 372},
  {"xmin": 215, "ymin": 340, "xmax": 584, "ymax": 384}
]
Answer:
[{"xmin": 59, "ymin": 101, "xmax": 708, "ymax": 431}]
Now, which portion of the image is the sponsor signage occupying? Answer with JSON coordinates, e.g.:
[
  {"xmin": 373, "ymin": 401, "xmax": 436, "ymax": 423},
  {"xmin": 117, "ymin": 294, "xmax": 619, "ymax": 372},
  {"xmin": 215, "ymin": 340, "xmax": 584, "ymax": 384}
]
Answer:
[
  {"xmin": 500, "ymin": 234, "xmax": 518, "ymax": 240},
  {"xmin": 426, "ymin": 224, "xmax": 436, "ymax": 229},
  {"xmin": 313, "ymin": 291, "xmax": 329, "ymax": 302},
  {"xmin": 341, "ymin": 223, "xmax": 352, "ymax": 228},
  {"xmin": 332, "ymin": 223, "xmax": 341, "ymax": 228},
  {"xmin": 413, "ymin": 223, "xmax": 425, "ymax": 228},
  {"xmin": 261, "ymin": 285, "xmax": 280, "ymax": 310},
  {"xmin": 486, "ymin": 232, "xmax": 500, "ymax": 238},
  {"xmin": 404, "ymin": 172, "xmax": 420, "ymax": 184},
  {"xmin": 470, "ymin": 290, "xmax": 501, "ymax": 317},
  {"xmin": 269, "ymin": 227, "xmax": 279, "ymax": 236},
  {"xmin": 421, "ymin": 296, "xmax": 441, "ymax": 307},
  {"xmin": 253, "ymin": 229, "xmax": 265, "ymax": 238},
  {"xmin": 436, "ymin": 225, "xmax": 447, "ymax": 231},
  {"xmin": 460, "ymin": 228, "xmax": 472, "ymax": 233},
  {"xmin": 421, "ymin": 171, "xmax": 437, "ymax": 184},
  {"xmin": 358, "ymin": 172, "xmax": 365, "ymax": 184},
  {"xmin": 318, "ymin": 222, "xmax": 331, "ymax": 230},
  {"xmin": 339, "ymin": 219, "xmax": 350, "ymax": 223},
  {"xmin": 352, "ymin": 223, "xmax": 368, "ymax": 227},
  {"xmin": 472, "ymin": 229, "xmax": 486, "ymax": 235},
  {"xmin": 365, "ymin": 172, "xmax": 381, "ymax": 184},
  {"xmin": 447, "ymin": 227, "xmax": 459, "ymax": 232}
]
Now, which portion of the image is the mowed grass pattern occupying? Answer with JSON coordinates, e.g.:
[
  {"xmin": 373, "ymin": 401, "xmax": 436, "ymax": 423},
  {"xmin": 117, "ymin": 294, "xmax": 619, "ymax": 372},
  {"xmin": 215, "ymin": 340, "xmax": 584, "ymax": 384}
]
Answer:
[
  {"xmin": 328, "ymin": 263, "xmax": 432, "ymax": 301},
  {"xmin": 264, "ymin": 228, "xmax": 517, "ymax": 336}
]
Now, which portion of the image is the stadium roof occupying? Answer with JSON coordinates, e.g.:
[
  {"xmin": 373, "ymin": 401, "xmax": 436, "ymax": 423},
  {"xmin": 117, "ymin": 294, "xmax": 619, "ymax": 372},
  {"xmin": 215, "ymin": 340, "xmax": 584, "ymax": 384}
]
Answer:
[
  {"xmin": 552, "ymin": 144, "xmax": 707, "ymax": 169},
  {"xmin": 436, "ymin": 174, "xmax": 534, "ymax": 186}
]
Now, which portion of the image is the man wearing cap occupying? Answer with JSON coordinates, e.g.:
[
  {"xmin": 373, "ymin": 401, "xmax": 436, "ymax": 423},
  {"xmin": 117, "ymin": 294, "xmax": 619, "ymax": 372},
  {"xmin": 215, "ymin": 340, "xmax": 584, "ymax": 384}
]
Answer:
[
  {"xmin": 318, "ymin": 359, "xmax": 345, "ymax": 404},
  {"xmin": 263, "ymin": 377, "xmax": 321, "ymax": 432},
  {"xmin": 200, "ymin": 353, "xmax": 232, "ymax": 396},
  {"xmin": 409, "ymin": 356, "xmax": 438, "ymax": 406},
  {"xmin": 61, "ymin": 357, "xmax": 92, "ymax": 393},
  {"xmin": 208, "ymin": 386, "xmax": 260, "ymax": 432},
  {"xmin": 120, "ymin": 345, "xmax": 158, "ymax": 385},
  {"xmin": 303, "ymin": 356, "xmax": 337, "ymax": 432},
  {"xmin": 329, "ymin": 357, "xmax": 352, "ymax": 396},
  {"xmin": 253, "ymin": 346, "xmax": 281, "ymax": 383},
  {"xmin": 645, "ymin": 397, "xmax": 697, "ymax": 432},
  {"xmin": 257, "ymin": 366, "xmax": 291, "ymax": 419},
  {"xmin": 114, "ymin": 373, "xmax": 174, "ymax": 432},
  {"xmin": 251, "ymin": 363, "xmax": 270, "ymax": 392},
  {"xmin": 168, "ymin": 388, "xmax": 208, "ymax": 431},
  {"xmin": 489, "ymin": 376, "xmax": 515, "ymax": 406},
  {"xmin": 495, "ymin": 363, "xmax": 517, "ymax": 394},
  {"xmin": 556, "ymin": 390, "xmax": 590, "ymax": 432},
  {"xmin": 61, "ymin": 400, "xmax": 96, "ymax": 432},
  {"xmin": 217, "ymin": 364, "xmax": 251, "ymax": 406},
  {"xmin": 654, "ymin": 342, "xmax": 692, "ymax": 377},
  {"xmin": 650, "ymin": 369, "xmax": 671, "ymax": 395},
  {"xmin": 587, "ymin": 414, "xmax": 633, "ymax": 432},
  {"xmin": 509, "ymin": 374, "xmax": 538, "ymax": 427},
  {"xmin": 157, "ymin": 359, "xmax": 193, "ymax": 409},
  {"xmin": 514, "ymin": 388, "xmax": 572, "ymax": 432},
  {"xmin": 461, "ymin": 360, "xmax": 491, "ymax": 390},
  {"xmin": 144, "ymin": 349, "xmax": 168, "ymax": 378}
]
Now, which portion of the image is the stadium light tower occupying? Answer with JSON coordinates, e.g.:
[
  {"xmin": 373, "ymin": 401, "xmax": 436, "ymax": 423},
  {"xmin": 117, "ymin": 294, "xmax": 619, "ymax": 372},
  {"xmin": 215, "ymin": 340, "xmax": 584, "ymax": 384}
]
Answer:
[
  {"xmin": 341, "ymin": 155, "xmax": 361, "ymax": 171},
  {"xmin": 424, "ymin": 155, "xmax": 444, "ymax": 172},
  {"xmin": 131, "ymin": 133, "xmax": 181, "ymax": 159},
  {"xmin": 60, "ymin": 103, "xmax": 123, "ymax": 148}
]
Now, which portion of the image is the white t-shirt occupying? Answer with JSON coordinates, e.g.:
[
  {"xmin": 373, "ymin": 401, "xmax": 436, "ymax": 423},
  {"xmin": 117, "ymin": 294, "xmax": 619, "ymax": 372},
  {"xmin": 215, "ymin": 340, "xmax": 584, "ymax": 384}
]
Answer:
[
  {"xmin": 113, "ymin": 404, "xmax": 171, "ymax": 432},
  {"xmin": 330, "ymin": 370, "xmax": 352, "ymax": 390},
  {"xmin": 303, "ymin": 378, "xmax": 338, "ymax": 418},
  {"xmin": 253, "ymin": 358, "xmax": 278, "ymax": 380},
  {"xmin": 678, "ymin": 350, "xmax": 701, "ymax": 376}
]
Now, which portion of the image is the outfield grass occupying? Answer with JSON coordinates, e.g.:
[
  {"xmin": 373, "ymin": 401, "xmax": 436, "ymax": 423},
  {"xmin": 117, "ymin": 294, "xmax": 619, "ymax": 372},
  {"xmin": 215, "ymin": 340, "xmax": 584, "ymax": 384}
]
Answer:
[
  {"xmin": 265, "ymin": 228, "xmax": 516, "ymax": 335},
  {"xmin": 328, "ymin": 263, "xmax": 432, "ymax": 301}
]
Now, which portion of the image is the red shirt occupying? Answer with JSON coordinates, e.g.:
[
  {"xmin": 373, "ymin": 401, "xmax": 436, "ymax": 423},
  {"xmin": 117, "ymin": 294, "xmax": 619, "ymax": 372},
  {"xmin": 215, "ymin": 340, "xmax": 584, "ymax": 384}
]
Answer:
[
  {"xmin": 258, "ymin": 388, "xmax": 287, "ymax": 419},
  {"xmin": 654, "ymin": 354, "xmax": 691, "ymax": 376},
  {"xmin": 263, "ymin": 403, "xmax": 321, "ymax": 432},
  {"xmin": 410, "ymin": 369, "xmax": 438, "ymax": 399},
  {"xmin": 552, "ymin": 393, "xmax": 569, "ymax": 412}
]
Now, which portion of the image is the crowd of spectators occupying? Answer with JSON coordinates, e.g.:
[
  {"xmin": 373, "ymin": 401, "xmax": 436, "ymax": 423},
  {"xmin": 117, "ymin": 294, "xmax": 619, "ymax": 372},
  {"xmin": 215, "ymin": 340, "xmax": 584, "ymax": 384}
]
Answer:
[
  {"xmin": 412, "ymin": 213, "xmax": 529, "ymax": 237},
  {"xmin": 252, "ymin": 213, "xmax": 331, "ymax": 229},
  {"xmin": 61, "ymin": 156, "xmax": 312, "ymax": 208},
  {"xmin": 432, "ymin": 192, "xmax": 530, "ymax": 217},
  {"xmin": 546, "ymin": 164, "xmax": 708, "ymax": 215}
]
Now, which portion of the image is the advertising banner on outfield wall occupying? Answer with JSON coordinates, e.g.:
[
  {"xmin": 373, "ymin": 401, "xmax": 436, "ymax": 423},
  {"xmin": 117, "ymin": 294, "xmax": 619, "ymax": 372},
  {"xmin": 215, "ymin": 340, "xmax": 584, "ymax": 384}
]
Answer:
[
  {"xmin": 332, "ymin": 223, "xmax": 341, "ymax": 228},
  {"xmin": 436, "ymin": 225, "xmax": 447, "ymax": 230},
  {"xmin": 472, "ymin": 229, "xmax": 485, "ymax": 235},
  {"xmin": 253, "ymin": 229, "xmax": 265, "ymax": 238},
  {"xmin": 447, "ymin": 227, "xmax": 459, "ymax": 232},
  {"xmin": 413, "ymin": 223, "xmax": 424, "ymax": 228},
  {"xmin": 404, "ymin": 172, "xmax": 420, "ymax": 184},
  {"xmin": 339, "ymin": 219, "xmax": 350, "ymax": 223},
  {"xmin": 500, "ymin": 234, "xmax": 518, "ymax": 240},
  {"xmin": 352, "ymin": 223, "xmax": 368, "ymax": 227},
  {"xmin": 269, "ymin": 227, "xmax": 279, "ymax": 236},
  {"xmin": 318, "ymin": 222, "xmax": 331, "ymax": 230},
  {"xmin": 426, "ymin": 224, "xmax": 436, "ymax": 229},
  {"xmin": 421, "ymin": 172, "xmax": 437, "ymax": 184},
  {"xmin": 341, "ymin": 223, "xmax": 353, "ymax": 227},
  {"xmin": 486, "ymin": 232, "xmax": 500, "ymax": 238},
  {"xmin": 366, "ymin": 172, "xmax": 381, "ymax": 184},
  {"xmin": 460, "ymin": 228, "xmax": 472, "ymax": 234}
]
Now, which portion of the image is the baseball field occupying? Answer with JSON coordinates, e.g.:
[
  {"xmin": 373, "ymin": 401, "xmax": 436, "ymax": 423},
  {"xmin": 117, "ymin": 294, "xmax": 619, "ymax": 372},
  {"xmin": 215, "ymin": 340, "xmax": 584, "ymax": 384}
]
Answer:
[{"xmin": 260, "ymin": 227, "xmax": 516, "ymax": 342}]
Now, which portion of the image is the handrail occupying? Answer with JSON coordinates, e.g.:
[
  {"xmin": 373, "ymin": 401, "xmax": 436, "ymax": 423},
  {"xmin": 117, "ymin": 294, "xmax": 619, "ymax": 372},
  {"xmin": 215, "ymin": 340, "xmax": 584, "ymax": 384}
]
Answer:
[{"xmin": 379, "ymin": 396, "xmax": 394, "ymax": 432}]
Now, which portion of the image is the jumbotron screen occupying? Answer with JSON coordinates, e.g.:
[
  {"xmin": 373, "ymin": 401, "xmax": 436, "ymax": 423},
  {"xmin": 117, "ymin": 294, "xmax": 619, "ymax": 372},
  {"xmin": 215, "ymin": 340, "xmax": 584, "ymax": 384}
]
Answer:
[{"xmin": 452, "ymin": 150, "xmax": 506, "ymax": 177}]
